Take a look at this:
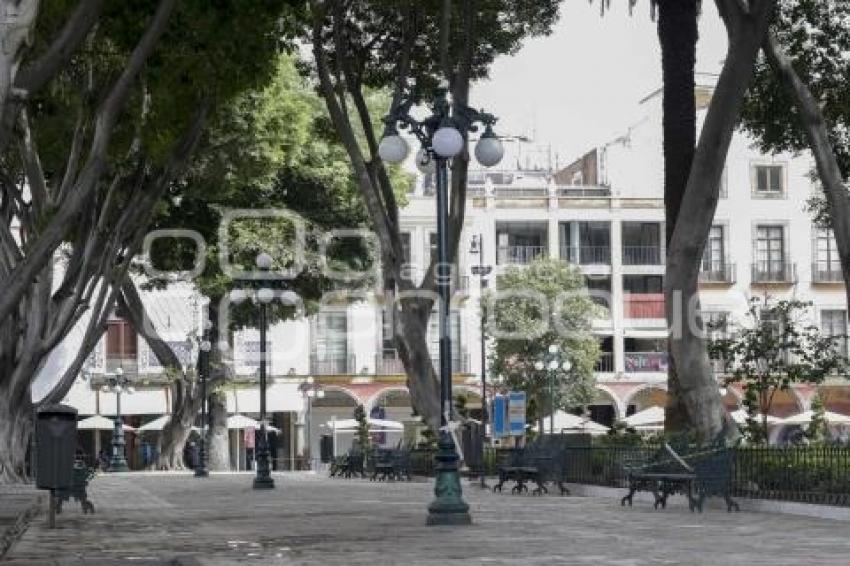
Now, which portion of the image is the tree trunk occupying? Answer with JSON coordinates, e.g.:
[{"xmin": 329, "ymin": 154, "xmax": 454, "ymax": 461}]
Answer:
[
  {"xmin": 763, "ymin": 35, "xmax": 850, "ymax": 311},
  {"xmin": 207, "ymin": 390, "xmax": 230, "ymax": 471},
  {"xmin": 394, "ymin": 297, "xmax": 441, "ymax": 429},
  {"xmin": 665, "ymin": 0, "xmax": 776, "ymax": 441},
  {"xmin": 0, "ymin": 0, "xmax": 38, "ymax": 120},
  {"xmin": 658, "ymin": 0, "xmax": 699, "ymax": 433},
  {"xmin": 0, "ymin": 384, "xmax": 33, "ymax": 483}
]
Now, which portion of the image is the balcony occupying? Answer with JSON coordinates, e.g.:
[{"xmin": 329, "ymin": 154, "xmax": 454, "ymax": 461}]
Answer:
[
  {"xmin": 375, "ymin": 354, "xmax": 405, "ymax": 375},
  {"xmin": 624, "ymin": 293, "xmax": 665, "ymax": 319},
  {"xmin": 497, "ymin": 245, "xmax": 547, "ymax": 265},
  {"xmin": 594, "ymin": 352, "xmax": 614, "ymax": 372},
  {"xmin": 622, "ymin": 245, "xmax": 663, "ymax": 266},
  {"xmin": 624, "ymin": 351, "xmax": 668, "ymax": 373},
  {"xmin": 560, "ymin": 245, "xmax": 611, "ymax": 266},
  {"xmin": 699, "ymin": 262, "xmax": 736, "ymax": 284},
  {"xmin": 812, "ymin": 262, "xmax": 843, "ymax": 283},
  {"xmin": 751, "ymin": 262, "xmax": 796, "ymax": 284},
  {"xmin": 310, "ymin": 354, "xmax": 355, "ymax": 375},
  {"xmin": 556, "ymin": 186, "xmax": 611, "ymax": 198}
]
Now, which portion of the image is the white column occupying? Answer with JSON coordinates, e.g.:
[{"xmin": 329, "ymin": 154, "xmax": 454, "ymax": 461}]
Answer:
[{"xmin": 611, "ymin": 219, "xmax": 625, "ymax": 374}]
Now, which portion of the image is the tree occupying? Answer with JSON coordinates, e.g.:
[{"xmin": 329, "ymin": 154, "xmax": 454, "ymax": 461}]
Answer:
[
  {"xmin": 709, "ymin": 298, "xmax": 844, "ymax": 443},
  {"xmin": 353, "ymin": 404, "xmax": 371, "ymax": 453},
  {"xmin": 486, "ymin": 258, "xmax": 601, "ymax": 430},
  {"xmin": 741, "ymin": 1, "xmax": 850, "ymax": 314},
  {"xmin": 307, "ymin": 0, "xmax": 560, "ymax": 429},
  {"xmin": 805, "ymin": 392, "xmax": 828, "ymax": 443},
  {"xmin": 129, "ymin": 53, "xmax": 374, "ymax": 470},
  {"xmin": 598, "ymin": 0, "xmax": 777, "ymax": 440},
  {"xmin": 0, "ymin": 0, "xmax": 295, "ymax": 482}
]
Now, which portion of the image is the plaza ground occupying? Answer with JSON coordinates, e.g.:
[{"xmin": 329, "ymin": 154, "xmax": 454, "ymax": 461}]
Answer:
[{"xmin": 3, "ymin": 473, "xmax": 850, "ymax": 565}]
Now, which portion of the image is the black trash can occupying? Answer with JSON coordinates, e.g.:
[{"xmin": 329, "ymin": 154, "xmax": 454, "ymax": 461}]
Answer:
[{"xmin": 35, "ymin": 404, "xmax": 78, "ymax": 491}]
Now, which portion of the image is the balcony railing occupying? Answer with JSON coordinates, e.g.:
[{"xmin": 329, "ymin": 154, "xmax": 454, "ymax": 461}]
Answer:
[
  {"xmin": 751, "ymin": 262, "xmax": 796, "ymax": 284},
  {"xmin": 594, "ymin": 352, "xmax": 614, "ymax": 372},
  {"xmin": 557, "ymin": 186, "xmax": 612, "ymax": 198},
  {"xmin": 624, "ymin": 352, "xmax": 668, "ymax": 373},
  {"xmin": 497, "ymin": 245, "xmax": 547, "ymax": 265},
  {"xmin": 622, "ymin": 245, "xmax": 663, "ymax": 266},
  {"xmin": 699, "ymin": 262, "xmax": 736, "ymax": 284},
  {"xmin": 377, "ymin": 352, "xmax": 471, "ymax": 374},
  {"xmin": 812, "ymin": 262, "xmax": 843, "ymax": 283},
  {"xmin": 560, "ymin": 245, "xmax": 611, "ymax": 265},
  {"xmin": 624, "ymin": 293, "xmax": 665, "ymax": 319},
  {"xmin": 493, "ymin": 187, "xmax": 548, "ymax": 198},
  {"xmin": 310, "ymin": 354, "xmax": 355, "ymax": 375}
]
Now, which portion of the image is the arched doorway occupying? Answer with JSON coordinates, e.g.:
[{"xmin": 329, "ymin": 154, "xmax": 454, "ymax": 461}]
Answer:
[
  {"xmin": 588, "ymin": 387, "xmax": 619, "ymax": 427},
  {"xmin": 625, "ymin": 385, "xmax": 669, "ymax": 417},
  {"xmin": 309, "ymin": 387, "xmax": 361, "ymax": 460}
]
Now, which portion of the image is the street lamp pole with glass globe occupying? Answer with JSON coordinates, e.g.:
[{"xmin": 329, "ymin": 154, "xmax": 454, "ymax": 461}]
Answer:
[
  {"xmin": 230, "ymin": 252, "xmax": 276, "ymax": 489},
  {"xmin": 301, "ymin": 376, "xmax": 325, "ymax": 470},
  {"xmin": 104, "ymin": 368, "xmax": 134, "ymax": 472},
  {"xmin": 378, "ymin": 80, "xmax": 504, "ymax": 526},
  {"xmin": 469, "ymin": 234, "xmax": 492, "ymax": 489},
  {"xmin": 534, "ymin": 344, "xmax": 572, "ymax": 435},
  {"xmin": 195, "ymin": 321, "xmax": 212, "ymax": 478}
]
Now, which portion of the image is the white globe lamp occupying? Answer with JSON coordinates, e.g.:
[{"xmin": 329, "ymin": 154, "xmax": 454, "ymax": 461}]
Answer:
[
  {"xmin": 256, "ymin": 252, "xmax": 273, "ymax": 270},
  {"xmin": 415, "ymin": 148, "xmax": 436, "ymax": 174},
  {"xmin": 229, "ymin": 289, "xmax": 247, "ymax": 305},
  {"xmin": 378, "ymin": 134, "xmax": 410, "ymax": 164},
  {"xmin": 432, "ymin": 126, "xmax": 464, "ymax": 158},
  {"xmin": 534, "ymin": 361, "xmax": 545, "ymax": 371},
  {"xmin": 257, "ymin": 287, "xmax": 275, "ymax": 304},
  {"xmin": 474, "ymin": 127, "xmax": 504, "ymax": 167}
]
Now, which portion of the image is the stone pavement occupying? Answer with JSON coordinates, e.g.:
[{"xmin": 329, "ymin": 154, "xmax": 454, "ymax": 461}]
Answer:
[
  {"xmin": 3, "ymin": 472, "xmax": 850, "ymax": 565},
  {"xmin": 0, "ymin": 485, "xmax": 42, "ymax": 558}
]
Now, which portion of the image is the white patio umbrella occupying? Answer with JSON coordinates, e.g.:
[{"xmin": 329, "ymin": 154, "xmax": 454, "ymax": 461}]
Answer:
[
  {"xmin": 779, "ymin": 410, "xmax": 850, "ymax": 426},
  {"xmin": 534, "ymin": 411, "xmax": 609, "ymax": 435},
  {"xmin": 623, "ymin": 406, "xmax": 665, "ymax": 428},
  {"xmin": 227, "ymin": 414, "xmax": 280, "ymax": 433},
  {"xmin": 730, "ymin": 409, "xmax": 781, "ymax": 426},
  {"xmin": 323, "ymin": 418, "xmax": 404, "ymax": 431},
  {"xmin": 136, "ymin": 415, "xmax": 200, "ymax": 433},
  {"xmin": 77, "ymin": 415, "xmax": 135, "ymax": 432}
]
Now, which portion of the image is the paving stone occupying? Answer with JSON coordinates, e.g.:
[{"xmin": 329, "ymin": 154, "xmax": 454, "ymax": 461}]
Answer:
[{"xmin": 3, "ymin": 473, "xmax": 850, "ymax": 565}]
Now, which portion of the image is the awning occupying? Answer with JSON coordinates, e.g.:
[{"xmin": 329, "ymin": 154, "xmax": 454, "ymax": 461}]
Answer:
[
  {"xmin": 227, "ymin": 414, "xmax": 280, "ymax": 432},
  {"xmin": 730, "ymin": 409, "xmax": 781, "ymax": 426},
  {"xmin": 533, "ymin": 411, "xmax": 609, "ymax": 435},
  {"xmin": 226, "ymin": 383, "xmax": 304, "ymax": 414},
  {"xmin": 623, "ymin": 406, "xmax": 665, "ymax": 428},
  {"xmin": 322, "ymin": 418, "xmax": 405, "ymax": 432},
  {"xmin": 779, "ymin": 410, "xmax": 850, "ymax": 426},
  {"xmin": 77, "ymin": 415, "xmax": 135, "ymax": 432}
]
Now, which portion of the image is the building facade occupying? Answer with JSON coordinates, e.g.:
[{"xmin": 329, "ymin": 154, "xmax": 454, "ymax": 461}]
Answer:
[{"xmin": 61, "ymin": 78, "xmax": 850, "ymax": 467}]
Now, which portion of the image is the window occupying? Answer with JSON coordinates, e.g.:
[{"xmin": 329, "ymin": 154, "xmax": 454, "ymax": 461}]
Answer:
[
  {"xmin": 753, "ymin": 164, "xmax": 784, "ymax": 196},
  {"xmin": 147, "ymin": 340, "xmax": 193, "ymax": 368},
  {"xmin": 561, "ymin": 221, "xmax": 611, "ymax": 264},
  {"xmin": 106, "ymin": 319, "xmax": 137, "ymax": 360},
  {"xmin": 584, "ymin": 275, "xmax": 611, "ymax": 311},
  {"xmin": 622, "ymin": 222, "xmax": 662, "ymax": 265},
  {"xmin": 755, "ymin": 225, "xmax": 786, "ymax": 275},
  {"xmin": 241, "ymin": 340, "xmax": 273, "ymax": 370},
  {"xmin": 313, "ymin": 312, "xmax": 347, "ymax": 362},
  {"xmin": 821, "ymin": 310, "xmax": 847, "ymax": 357},
  {"xmin": 381, "ymin": 309, "xmax": 396, "ymax": 359},
  {"xmin": 427, "ymin": 311, "xmax": 462, "ymax": 368},
  {"xmin": 702, "ymin": 225, "xmax": 725, "ymax": 273},
  {"xmin": 814, "ymin": 228, "xmax": 840, "ymax": 277}
]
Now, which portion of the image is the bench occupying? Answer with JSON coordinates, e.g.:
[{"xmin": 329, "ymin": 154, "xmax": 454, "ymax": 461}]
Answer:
[
  {"xmin": 621, "ymin": 441, "xmax": 739, "ymax": 512},
  {"xmin": 492, "ymin": 442, "xmax": 550, "ymax": 495},
  {"xmin": 55, "ymin": 457, "xmax": 95, "ymax": 514}
]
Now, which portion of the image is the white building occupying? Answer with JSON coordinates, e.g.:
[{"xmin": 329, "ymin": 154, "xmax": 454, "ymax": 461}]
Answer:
[{"xmin": 60, "ymin": 77, "xmax": 850, "ymax": 466}]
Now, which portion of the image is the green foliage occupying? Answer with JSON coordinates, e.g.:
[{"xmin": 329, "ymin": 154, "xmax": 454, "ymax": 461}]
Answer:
[
  {"xmin": 144, "ymin": 54, "xmax": 375, "ymax": 327},
  {"xmin": 741, "ymin": 0, "xmax": 850, "ymax": 178},
  {"xmin": 353, "ymin": 404, "xmax": 371, "ymax": 451},
  {"xmin": 709, "ymin": 297, "xmax": 846, "ymax": 443},
  {"xmin": 806, "ymin": 392, "xmax": 828, "ymax": 443},
  {"xmin": 486, "ymin": 258, "xmax": 602, "ymax": 426}
]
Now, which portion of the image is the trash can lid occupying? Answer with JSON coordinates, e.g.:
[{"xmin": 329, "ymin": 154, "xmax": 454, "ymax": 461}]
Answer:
[{"xmin": 37, "ymin": 403, "xmax": 78, "ymax": 418}]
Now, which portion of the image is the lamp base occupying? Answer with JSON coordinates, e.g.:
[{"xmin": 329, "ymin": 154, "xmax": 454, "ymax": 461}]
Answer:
[
  {"xmin": 426, "ymin": 431, "xmax": 472, "ymax": 526},
  {"xmin": 252, "ymin": 476, "xmax": 275, "ymax": 490},
  {"xmin": 194, "ymin": 469, "xmax": 209, "ymax": 478}
]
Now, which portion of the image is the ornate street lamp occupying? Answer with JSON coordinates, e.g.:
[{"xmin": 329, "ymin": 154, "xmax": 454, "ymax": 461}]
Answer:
[
  {"xmin": 231, "ymin": 252, "xmax": 276, "ymax": 489},
  {"xmin": 469, "ymin": 234, "xmax": 492, "ymax": 489},
  {"xmin": 103, "ymin": 368, "xmax": 133, "ymax": 472},
  {"xmin": 195, "ymin": 324, "xmax": 212, "ymax": 478},
  {"xmin": 379, "ymin": 81, "xmax": 504, "ymax": 526},
  {"xmin": 534, "ymin": 344, "xmax": 572, "ymax": 435}
]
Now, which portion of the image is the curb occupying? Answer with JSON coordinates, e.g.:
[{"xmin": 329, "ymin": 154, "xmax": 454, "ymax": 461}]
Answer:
[
  {"xmin": 0, "ymin": 493, "xmax": 43, "ymax": 559},
  {"xmin": 563, "ymin": 482, "xmax": 850, "ymax": 522}
]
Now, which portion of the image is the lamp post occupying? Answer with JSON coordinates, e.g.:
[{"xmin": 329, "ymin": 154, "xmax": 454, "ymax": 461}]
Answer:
[
  {"xmin": 533, "ymin": 344, "xmax": 572, "ymax": 435},
  {"xmin": 231, "ymin": 252, "xmax": 276, "ymax": 489},
  {"xmin": 195, "ymin": 328, "xmax": 211, "ymax": 478},
  {"xmin": 469, "ymin": 234, "xmax": 492, "ymax": 489},
  {"xmin": 103, "ymin": 368, "xmax": 133, "ymax": 472},
  {"xmin": 379, "ymin": 80, "xmax": 504, "ymax": 526},
  {"xmin": 301, "ymin": 377, "xmax": 325, "ymax": 470}
]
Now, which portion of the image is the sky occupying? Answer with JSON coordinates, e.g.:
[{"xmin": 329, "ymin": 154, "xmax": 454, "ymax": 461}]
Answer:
[{"xmin": 470, "ymin": 1, "xmax": 730, "ymax": 167}]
